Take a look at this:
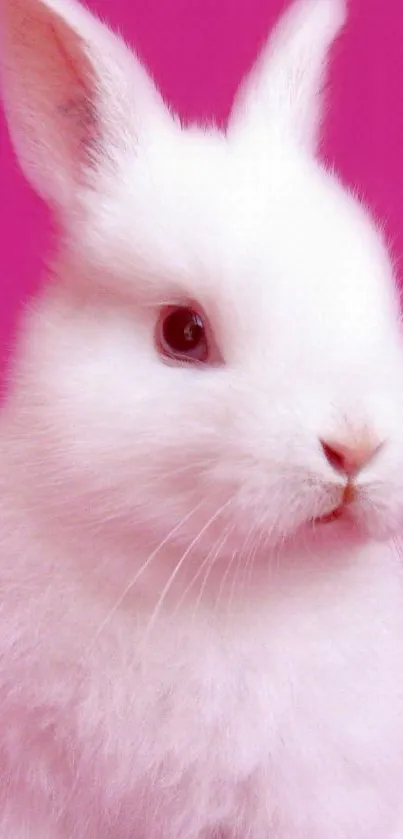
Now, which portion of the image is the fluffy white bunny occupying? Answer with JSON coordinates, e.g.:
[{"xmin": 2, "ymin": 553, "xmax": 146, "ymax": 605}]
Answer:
[{"xmin": 1, "ymin": 0, "xmax": 403, "ymax": 836}]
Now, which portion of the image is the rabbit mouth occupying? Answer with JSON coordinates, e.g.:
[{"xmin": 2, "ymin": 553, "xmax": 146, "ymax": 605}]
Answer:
[
  {"xmin": 314, "ymin": 506, "xmax": 345, "ymax": 525},
  {"xmin": 313, "ymin": 482, "xmax": 357, "ymax": 525}
]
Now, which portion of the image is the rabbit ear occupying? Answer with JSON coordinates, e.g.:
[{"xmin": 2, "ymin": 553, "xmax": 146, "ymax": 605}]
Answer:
[
  {"xmin": 228, "ymin": 0, "xmax": 346, "ymax": 154},
  {"xmin": 0, "ymin": 0, "xmax": 173, "ymax": 210}
]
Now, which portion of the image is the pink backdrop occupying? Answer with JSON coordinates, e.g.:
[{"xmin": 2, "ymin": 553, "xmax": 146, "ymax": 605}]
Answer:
[{"xmin": 1, "ymin": 0, "xmax": 403, "ymax": 385}]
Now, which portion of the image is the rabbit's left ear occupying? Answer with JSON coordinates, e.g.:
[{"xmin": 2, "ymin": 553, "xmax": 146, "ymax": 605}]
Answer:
[{"xmin": 228, "ymin": 0, "xmax": 346, "ymax": 154}]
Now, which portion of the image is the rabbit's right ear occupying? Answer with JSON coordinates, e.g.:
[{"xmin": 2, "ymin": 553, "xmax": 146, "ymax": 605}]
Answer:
[
  {"xmin": 0, "ymin": 0, "xmax": 173, "ymax": 211},
  {"xmin": 228, "ymin": 0, "xmax": 346, "ymax": 155}
]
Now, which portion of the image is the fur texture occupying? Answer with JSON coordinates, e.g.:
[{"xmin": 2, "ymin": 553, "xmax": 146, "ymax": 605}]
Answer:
[{"xmin": 1, "ymin": 0, "xmax": 403, "ymax": 836}]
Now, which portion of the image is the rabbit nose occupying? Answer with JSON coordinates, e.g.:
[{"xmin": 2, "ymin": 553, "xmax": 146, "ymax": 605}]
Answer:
[{"xmin": 320, "ymin": 435, "xmax": 384, "ymax": 478}]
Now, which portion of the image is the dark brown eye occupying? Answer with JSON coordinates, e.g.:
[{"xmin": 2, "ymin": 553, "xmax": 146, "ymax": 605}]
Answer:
[{"xmin": 157, "ymin": 306, "xmax": 209, "ymax": 362}]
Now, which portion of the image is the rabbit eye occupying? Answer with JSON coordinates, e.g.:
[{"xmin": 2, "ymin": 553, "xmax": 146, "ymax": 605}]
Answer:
[{"xmin": 157, "ymin": 306, "xmax": 209, "ymax": 363}]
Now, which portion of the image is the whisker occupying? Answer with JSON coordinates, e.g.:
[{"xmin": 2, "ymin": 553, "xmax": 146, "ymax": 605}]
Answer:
[
  {"xmin": 243, "ymin": 523, "xmax": 267, "ymax": 607},
  {"xmin": 172, "ymin": 522, "xmax": 232, "ymax": 617},
  {"xmin": 225, "ymin": 519, "xmax": 258, "ymax": 620},
  {"xmin": 214, "ymin": 545, "xmax": 240, "ymax": 618},
  {"xmin": 233, "ymin": 521, "xmax": 259, "ymax": 603},
  {"xmin": 81, "ymin": 500, "xmax": 205, "ymax": 659},
  {"xmin": 191, "ymin": 524, "xmax": 234, "ymax": 624},
  {"xmin": 141, "ymin": 497, "xmax": 234, "ymax": 646}
]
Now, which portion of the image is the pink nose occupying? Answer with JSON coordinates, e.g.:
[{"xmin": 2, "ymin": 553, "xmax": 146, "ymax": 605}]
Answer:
[{"xmin": 320, "ymin": 436, "xmax": 383, "ymax": 478}]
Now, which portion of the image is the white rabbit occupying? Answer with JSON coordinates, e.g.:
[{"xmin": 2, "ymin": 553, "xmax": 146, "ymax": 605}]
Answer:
[{"xmin": 1, "ymin": 0, "xmax": 403, "ymax": 836}]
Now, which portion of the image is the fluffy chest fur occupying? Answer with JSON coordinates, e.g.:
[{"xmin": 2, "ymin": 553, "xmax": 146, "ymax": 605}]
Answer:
[{"xmin": 1, "ymin": 526, "xmax": 403, "ymax": 839}]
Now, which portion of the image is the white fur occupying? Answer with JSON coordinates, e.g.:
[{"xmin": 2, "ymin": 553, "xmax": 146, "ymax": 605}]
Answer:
[{"xmin": 1, "ymin": 0, "xmax": 403, "ymax": 836}]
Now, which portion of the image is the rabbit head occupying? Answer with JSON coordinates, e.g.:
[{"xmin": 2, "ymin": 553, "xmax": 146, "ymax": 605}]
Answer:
[{"xmin": 2, "ymin": 0, "xmax": 403, "ymax": 576}]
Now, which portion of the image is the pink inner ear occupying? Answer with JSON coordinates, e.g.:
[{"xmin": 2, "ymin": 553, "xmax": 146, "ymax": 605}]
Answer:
[
  {"xmin": 33, "ymin": 7, "xmax": 100, "ymax": 169},
  {"xmin": 3, "ymin": 0, "xmax": 101, "ymax": 203},
  {"xmin": 50, "ymin": 19, "xmax": 98, "ymax": 157}
]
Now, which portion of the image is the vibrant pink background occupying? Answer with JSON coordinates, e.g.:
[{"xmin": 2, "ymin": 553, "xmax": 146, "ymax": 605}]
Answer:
[{"xmin": 1, "ymin": 0, "xmax": 403, "ymax": 384}]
